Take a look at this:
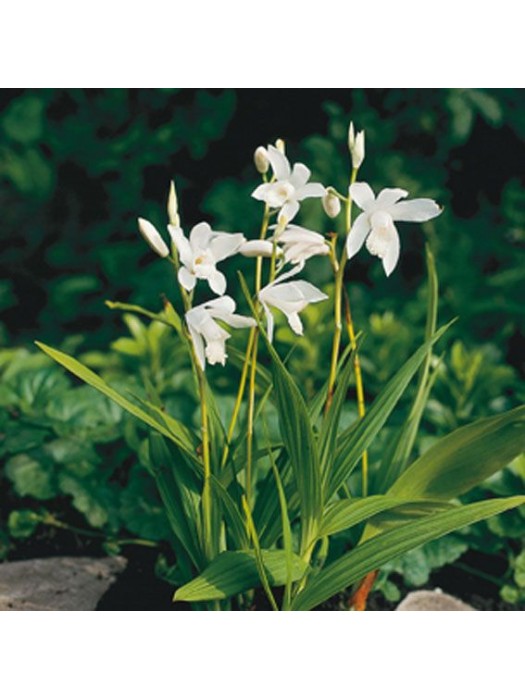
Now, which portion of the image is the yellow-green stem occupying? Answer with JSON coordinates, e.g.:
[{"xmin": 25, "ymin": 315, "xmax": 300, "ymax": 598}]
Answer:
[
  {"xmin": 325, "ymin": 167, "xmax": 358, "ymax": 412},
  {"xmin": 197, "ymin": 366, "xmax": 214, "ymax": 560},
  {"xmin": 221, "ymin": 328, "xmax": 256, "ymax": 469},
  {"xmin": 245, "ymin": 203, "xmax": 271, "ymax": 504},
  {"xmin": 343, "ymin": 288, "xmax": 369, "ymax": 497}
]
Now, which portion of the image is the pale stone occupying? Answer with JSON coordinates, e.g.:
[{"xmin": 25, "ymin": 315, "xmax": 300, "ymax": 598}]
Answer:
[
  {"xmin": 396, "ymin": 589, "xmax": 474, "ymax": 611},
  {"xmin": 0, "ymin": 557, "xmax": 127, "ymax": 611}
]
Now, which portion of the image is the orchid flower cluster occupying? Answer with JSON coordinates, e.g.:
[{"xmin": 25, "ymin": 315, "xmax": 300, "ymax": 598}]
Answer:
[
  {"xmin": 38, "ymin": 120, "xmax": 525, "ymax": 612},
  {"xmin": 138, "ymin": 129, "xmax": 441, "ymax": 370}
]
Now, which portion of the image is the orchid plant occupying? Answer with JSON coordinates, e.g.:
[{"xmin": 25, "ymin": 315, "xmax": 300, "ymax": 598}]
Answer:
[{"xmin": 37, "ymin": 123, "xmax": 525, "ymax": 611}]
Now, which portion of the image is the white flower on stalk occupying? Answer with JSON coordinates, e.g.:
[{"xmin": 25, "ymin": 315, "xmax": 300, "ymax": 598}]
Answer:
[
  {"xmin": 137, "ymin": 218, "xmax": 170, "ymax": 258},
  {"xmin": 347, "ymin": 182, "xmax": 442, "ymax": 277},
  {"xmin": 258, "ymin": 266, "xmax": 328, "ymax": 342},
  {"xmin": 273, "ymin": 224, "xmax": 330, "ymax": 266},
  {"xmin": 185, "ymin": 296, "xmax": 255, "ymax": 369},
  {"xmin": 168, "ymin": 222, "xmax": 245, "ymax": 296},
  {"xmin": 251, "ymin": 145, "xmax": 325, "ymax": 224}
]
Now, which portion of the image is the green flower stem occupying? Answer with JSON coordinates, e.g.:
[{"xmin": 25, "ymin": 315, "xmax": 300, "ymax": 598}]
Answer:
[
  {"xmin": 325, "ymin": 167, "xmax": 358, "ymax": 412},
  {"xmin": 245, "ymin": 203, "xmax": 272, "ymax": 505},
  {"xmin": 221, "ymin": 328, "xmax": 256, "ymax": 470}
]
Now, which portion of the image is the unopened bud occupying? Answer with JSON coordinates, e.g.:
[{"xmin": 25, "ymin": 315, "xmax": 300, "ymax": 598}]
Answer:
[
  {"xmin": 348, "ymin": 121, "xmax": 365, "ymax": 169},
  {"xmin": 254, "ymin": 146, "xmax": 270, "ymax": 174},
  {"xmin": 240, "ymin": 240, "xmax": 281, "ymax": 258},
  {"xmin": 138, "ymin": 218, "xmax": 170, "ymax": 258},
  {"xmin": 322, "ymin": 191, "xmax": 341, "ymax": 218},
  {"xmin": 167, "ymin": 180, "xmax": 180, "ymax": 228},
  {"xmin": 275, "ymin": 138, "xmax": 285, "ymax": 154}
]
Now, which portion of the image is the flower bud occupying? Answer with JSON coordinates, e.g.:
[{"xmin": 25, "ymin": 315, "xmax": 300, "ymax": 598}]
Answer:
[
  {"xmin": 254, "ymin": 146, "xmax": 270, "ymax": 174},
  {"xmin": 137, "ymin": 217, "xmax": 170, "ymax": 258},
  {"xmin": 240, "ymin": 240, "xmax": 281, "ymax": 258},
  {"xmin": 322, "ymin": 191, "xmax": 341, "ymax": 218},
  {"xmin": 167, "ymin": 180, "xmax": 180, "ymax": 228},
  {"xmin": 275, "ymin": 138, "xmax": 285, "ymax": 154},
  {"xmin": 348, "ymin": 121, "xmax": 365, "ymax": 170}
]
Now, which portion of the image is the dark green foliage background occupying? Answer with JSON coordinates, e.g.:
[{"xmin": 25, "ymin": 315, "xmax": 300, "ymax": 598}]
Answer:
[{"xmin": 1, "ymin": 89, "xmax": 524, "ymax": 604}]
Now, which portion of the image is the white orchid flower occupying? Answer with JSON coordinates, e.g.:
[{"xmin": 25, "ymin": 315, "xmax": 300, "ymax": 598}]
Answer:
[
  {"xmin": 251, "ymin": 145, "xmax": 325, "ymax": 224},
  {"xmin": 258, "ymin": 266, "xmax": 328, "ymax": 342},
  {"xmin": 273, "ymin": 224, "xmax": 330, "ymax": 266},
  {"xmin": 185, "ymin": 296, "xmax": 255, "ymax": 369},
  {"xmin": 168, "ymin": 222, "xmax": 245, "ymax": 296},
  {"xmin": 346, "ymin": 182, "xmax": 442, "ymax": 277}
]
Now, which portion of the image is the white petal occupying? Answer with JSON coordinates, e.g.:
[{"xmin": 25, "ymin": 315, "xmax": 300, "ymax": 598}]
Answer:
[
  {"xmin": 267, "ymin": 145, "xmax": 291, "ymax": 180},
  {"xmin": 252, "ymin": 183, "xmax": 272, "ymax": 202},
  {"xmin": 382, "ymin": 224, "xmax": 400, "ymax": 277},
  {"xmin": 189, "ymin": 222, "xmax": 213, "ymax": 250},
  {"xmin": 137, "ymin": 218, "xmax": 170, "ymax": 258},
  {"xmin": 375, "ymin": 188, "xmax": 409, "ymax": 209},
  {"xmin": 296, "ymin": 183, "xmax": 326, "ymax": 200},
  {"xmin": 205, "ymin": 340, "xmax": 227, "ymax": 366},
  {"xmin": 261, "ymin": 302, "xmax": 275, "ymax": 343},
  {"xmin": 208, "ymin": 269, "xmax": 227, "ymax": 295},
  {"xmin": 346, "ymin": 212, "xmax": 371, "ymax": 259},
  {"xmin": 168, "ymin": 225, "xmax": 192, "ymax": 267},
  {"xmin": 178, "ymin": 266, "xmax": 196, "ymax": 291},
  {"xmin": 186, "ymin": 316, "xmax": 206, "ymax": 370},
  {"xmin": 209, "ymin": 233, "xmax": 245, "ymax": 262},
  {"xmin": 280, "ymin": 200, "xmax": 300, "ymax": 223},
  {"xmin": 239, "ymin": 240, "xmax": 277, "ymax": 258},
  {"xmin": 350, "ymin": 182, "xmax": 375, "ymax": 211},
  {"xmin": 287, "ymin": 311, "xmax": 304, "ymax": 336},
  {"xmin": 389, "ymin": 198, "xmax": 442, "ymax": 222},
  {"xmin": 290, "ymin": 163, "xmax": 311, "ymax": 188},
  {"xmin": 223, "ymin": 313, "xmax": 256, "ymax": 329}
]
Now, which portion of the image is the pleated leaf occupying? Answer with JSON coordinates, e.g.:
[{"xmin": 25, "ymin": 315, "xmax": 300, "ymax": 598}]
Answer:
[
  {"xmin": 174, "ymin": 549, "xmax": 308, "ymax": 602},
  {"xmin": 291, "ymin": 496, "xmax": 525, "ymax": 610},
  {"xmin": 389, "ymin": 406, "xmax": 525, "ymax": 500},
  {"xmin": 329, "ymin": 322, "xmax": 452, "ymax": 497},
  {"xmin": 320, "ymin": 495, "xmax": 454, "ymax": 538},
  {"xmin": 36, "ymin": 342, "xmax": 194, "ymax": 454}
]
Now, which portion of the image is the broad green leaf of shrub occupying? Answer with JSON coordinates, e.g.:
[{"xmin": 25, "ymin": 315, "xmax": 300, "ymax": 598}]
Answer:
[
  {"xmin": 5, "ymin": 453, "xmax": 57, "ymax": 500},
  {"xmin": 7, "ymin": 510, "xmax": 41, "ymax": 539}
]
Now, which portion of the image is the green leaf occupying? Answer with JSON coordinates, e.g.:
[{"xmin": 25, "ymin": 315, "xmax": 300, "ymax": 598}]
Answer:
[
  {"xmin": 318, "ymin": 350, "xmax": 355, "ymax": 479},
  {"xmin": 320, "ymin": 495, "xmax": 454, "ymax": 538},
  {"xmin": 291, "ymin": 496, "xmax": 525, "ymax": 610},
  {"xmin": 379, "ymin": 244, "xmax": 440, "ymax": 490},
  {"xmin": 257, "ymin": 323, "xmax": 322, "ymax": 552},
  {"xmin": 388, "ymin": 406, "xmax": 525, "ymax": 500},
  {"xmin": 174, "ymin": 549, "xmax": 308, "ymax": 602},
  {"xmin": 36, "ymin": 342, "xmax": 193, "ymax": 453},
  {"xmin": 5, "ymin": 453, "xmax": 57, "ymax": 499},
  {"xmin": 147, "ymin": 433, "xmax": 204, "ymax": 569},
  {"xmin": 329, "ymin": 322, "xmax": 452, "ymax": 497},
  {"xmin": 7, "ymin": 510, "xmax": 41, "ymax": 539}
]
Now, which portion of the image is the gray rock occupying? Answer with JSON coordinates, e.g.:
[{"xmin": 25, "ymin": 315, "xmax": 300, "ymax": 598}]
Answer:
[
  {"xmin": 0, "ymin": 556, "xmax": 127, "ymax": 611},
  {"xmin": 396, "ymin": 589, "xmax": 474, "ymax": 611}
]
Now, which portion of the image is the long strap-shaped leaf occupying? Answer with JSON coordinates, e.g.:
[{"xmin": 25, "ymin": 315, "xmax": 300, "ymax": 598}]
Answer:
[
  {"xmin": 291, "ymin": 496, "xmax": 525, "ymax": 610},
  {"xmin": 173, "ymin": 549, "xmax": 308, "ymax": 603},
  {"xmin": 319, "ymin": 495, "xmax": 454, "ymax": 538},
  {"xmin": 388, "ymin": 405, "xmax": 525, "ymax": 500},
  {"xmin": 36, "ymin": 342, "xmax": 195, "ymax": 454},
  {"xmin": 328, "ymin": 322, "xmax": 452, "ymax": 497}
]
